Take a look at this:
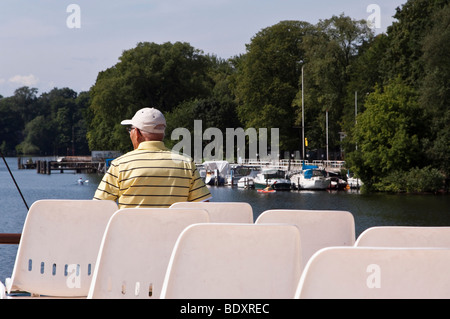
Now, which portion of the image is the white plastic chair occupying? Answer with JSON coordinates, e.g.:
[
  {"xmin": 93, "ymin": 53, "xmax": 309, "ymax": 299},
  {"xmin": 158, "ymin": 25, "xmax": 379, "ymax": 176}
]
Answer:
[
  {"xmin": 355, "ymin": 226, "xmax": 450, "ymax": 248},
  {"xmin": 169, "ymin": 202, "xmax": 253, "ymax": 223},
  {"xmin": 0, "ymin": 281, "xmax": 5, "ymax": 299},
  {"xmin": 5, "ymin": 199, "xmax": 118, "ymax": 297},
  {"xmin": 295, "ymin": 247, "xmax": 450, "ymax": 299},
  {"xmin": 160, "ymin": 223, "xmax": 302, "ymax": 299},
  {"xmin": 88, "ymin": 208, "xmax": 210, "ymax": 299},
  {"xmin": 255, "ymin": 209, "xmax": 355, "ymax": 269}
]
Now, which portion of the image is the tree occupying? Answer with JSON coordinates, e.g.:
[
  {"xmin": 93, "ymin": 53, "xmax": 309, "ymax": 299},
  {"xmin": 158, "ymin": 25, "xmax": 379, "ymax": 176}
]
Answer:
[
  {"xmin": 300, "ymin": 14, "xmax": 373, "ymax": 158},
  {"xmin": 381, "ymin": 0, "xmax": 450, "ymax": 86},
  {"xmin": 419, "ymin": 3, "xmax": 450, "ymax": 176},
  {"xmin": 344, "ymin": 0, "xmax": 450, "ymax": 191},
  {"xmin": 9, "ymin": 87, "xmax": 39, "ymax": 124},
  {"xmin": 0, "ymin": 87, "xmax": 40, "ymax": 155},
  {"xmin": 16, "ymin": 116, "xmax": 53, "ymax": 155},
  {"xmin": 87, "ymin": 41, "xmax": 215, "ymax": 152},
  {"xmin": 232, "ymin": 21, "xmax": 314, "ymax": 152},
  {"xmin": 165, "ymin": 96, "xmax": 241, "ymax": 156},
  {"xmin": 346, "ymin": 78, "xmax": 424, "ymax": 189},
  {"xmin": 0, "ymin": 97, "xmax": 23, "ymax": 155},
  {"xmin": 4, "ymin": 87, "xmax": 91, "ymax": 156},
  {"xmin": 73, "ymin": 91, "xmax": 91, "ymax": 155}
]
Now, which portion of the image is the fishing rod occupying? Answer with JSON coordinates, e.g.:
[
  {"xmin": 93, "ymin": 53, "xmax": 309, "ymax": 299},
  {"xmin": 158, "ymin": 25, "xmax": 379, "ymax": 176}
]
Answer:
[{"xmin": 0, "ymin": 150, "xmax": 29, "ymax": 210}]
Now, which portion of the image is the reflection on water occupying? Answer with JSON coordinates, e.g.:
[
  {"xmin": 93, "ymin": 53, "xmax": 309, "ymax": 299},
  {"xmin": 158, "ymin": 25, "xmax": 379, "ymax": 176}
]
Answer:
[
  {"xmin": 207, "ymin": 186, "xmax": 450, "ymax": 236},
  {"xmin": 0, "ymin": 157, "xmax": 449, "ymax": 283}
]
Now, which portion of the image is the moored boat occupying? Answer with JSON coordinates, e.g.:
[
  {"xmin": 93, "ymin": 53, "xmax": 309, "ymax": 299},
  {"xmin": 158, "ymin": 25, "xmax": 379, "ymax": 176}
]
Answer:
[
  {"xmin": 346, "ymin": 171, "xmax": 363, "ymax": 189},
  {"xmin": 203, "ymin": 161, "xmax": 230, "ymax": 186},
  {"xmin": 237, "ymin": 176, "xmax": 255, "ymax": 188},
  {"xmin": 327, "ymin": 177, "xmax": 347, "ymax": 190},
  {"xmin": 290, "ymin": 167, "xmax": 330, "ymax": 190},
  {"xmin": 253, "ymin": 169, "xmax": 291, "ymax": 191}
]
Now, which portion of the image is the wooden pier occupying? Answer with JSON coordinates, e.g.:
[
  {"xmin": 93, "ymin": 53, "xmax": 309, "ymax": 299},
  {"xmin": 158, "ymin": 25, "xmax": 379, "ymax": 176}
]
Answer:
[
  {"xmin": 17, "ymin": 156, "xmax": 105, "ymax": 174},
  {"xmin": 35, "ymin": 159, "xmax": 105, "ymax": 174},
  {"xmin": 18, "ymin": 152, "xmax": 121, "ymax": 175}
]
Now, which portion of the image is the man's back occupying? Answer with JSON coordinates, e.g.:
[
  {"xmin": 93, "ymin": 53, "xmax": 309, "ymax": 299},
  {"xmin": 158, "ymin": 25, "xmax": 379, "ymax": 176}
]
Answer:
[{"xmin": 94, "ymin": 141, "xmax": 211, "ymax": 208}]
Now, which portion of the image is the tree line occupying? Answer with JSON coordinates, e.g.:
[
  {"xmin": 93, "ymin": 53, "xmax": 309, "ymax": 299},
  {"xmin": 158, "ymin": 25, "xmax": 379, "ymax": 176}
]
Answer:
[
  {"xmin": 0, "ymin": 87, "xmax": 90, "ymax": 156},
  {"xmin": 0, "ymin": 0, "xmax": 448, "ymax": 192}
]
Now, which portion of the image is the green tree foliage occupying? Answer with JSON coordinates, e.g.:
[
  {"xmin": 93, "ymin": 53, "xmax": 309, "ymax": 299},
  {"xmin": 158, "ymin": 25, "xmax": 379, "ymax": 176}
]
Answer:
[
  {"xmin": 0, "ymin": 96, "xmax": 24, "ymax": 154},
  {"xmin": 231, "ymin": 21, "xmax": 314, "ymax": 151},
  {"xmin": 378, "ymin": 166, "xmax": 445, "ymax": 193},
  {"xmin": 419, "ymin": 3, "xmax": 450, "ymax": 176},
  {"xmin": 87, "ymin": 41, "xmax": 214, "ymax": 152},
  {"xmin": 0, "ymin": 87, "xmax": 89, "ymax": 156},
  {"xmin": 16, "ymin": 116, "xmax": 53, "ymax": 155},
  {"xmin": 381, "ymin": 0, "xmax": 450, "ymax": 85},
  {"xmin": 343, "ymin": 0, "xmax": 450, "ymax": 191},
  {"xmin": 300, "ymin": 15, "xmax": 373, "ymax": 153},
  {"xmin": 344, "ymin": 33, "xmax": 390, "ymax": 124},
  {"xmin": 347, "ymin": 78, "xmax": 424, "ymax": 190},
  {"xmin": 165, "ymin": 56, "xmax": 242, "ymax": 152},
  {"xmin": 9, "ymin": 87, "xmax": 39, "ymax": 124},
  {"xmin": 165, "ymin": 97, "xmax": 241, "ymax": 151}
]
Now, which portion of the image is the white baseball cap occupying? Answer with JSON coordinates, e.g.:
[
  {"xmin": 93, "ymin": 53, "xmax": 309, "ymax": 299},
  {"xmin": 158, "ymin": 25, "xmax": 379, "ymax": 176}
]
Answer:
[{"xmin": 121, "ymin": 107, "xmax": 166, "ymax": 133}]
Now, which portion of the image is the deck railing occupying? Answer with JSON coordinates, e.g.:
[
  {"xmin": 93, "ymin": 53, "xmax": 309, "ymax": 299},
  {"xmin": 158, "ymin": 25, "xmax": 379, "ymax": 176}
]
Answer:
[{"xmin": 0, "ymin": 233, "xmax": 21, "ymax": 244}]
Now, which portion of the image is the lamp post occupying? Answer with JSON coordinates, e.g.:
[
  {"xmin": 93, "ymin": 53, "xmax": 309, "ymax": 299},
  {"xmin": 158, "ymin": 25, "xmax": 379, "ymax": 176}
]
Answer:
[
  {"xmin": 355, "ymin": 91, "xmax": 358, "ymax": 151},
  {"xmin": 301, "ymin": 65, "xmax": 305, "ymax": 161},
  {"xmin": 326, "ymin": 109, "xmax": 329, "ymax": 164}
]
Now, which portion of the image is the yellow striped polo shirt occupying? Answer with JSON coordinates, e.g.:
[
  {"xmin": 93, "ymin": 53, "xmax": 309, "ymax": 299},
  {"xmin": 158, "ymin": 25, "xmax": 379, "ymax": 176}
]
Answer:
[{"xmin": 94, "ymin": 141, "xmax": 211, "ymax": 208}]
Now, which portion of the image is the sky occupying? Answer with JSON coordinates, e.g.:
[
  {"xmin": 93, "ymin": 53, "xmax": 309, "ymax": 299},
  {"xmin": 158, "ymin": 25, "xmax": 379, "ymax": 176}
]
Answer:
[{"xmin": 0, "ymin": 0, "xmax": 407, "ymax": 98}]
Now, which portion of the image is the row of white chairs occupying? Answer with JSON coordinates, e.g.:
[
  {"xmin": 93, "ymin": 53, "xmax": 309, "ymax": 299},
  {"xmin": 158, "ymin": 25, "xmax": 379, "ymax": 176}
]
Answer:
[{"xmin": 2, "ymin": 199, "xmax": 450, "ymax": 299}]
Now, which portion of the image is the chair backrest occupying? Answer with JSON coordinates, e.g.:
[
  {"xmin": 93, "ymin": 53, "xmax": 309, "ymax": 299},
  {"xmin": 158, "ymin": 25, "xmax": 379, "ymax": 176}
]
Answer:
[
  {"xmin": 169, "ymin": 202, "xmax": 253, "ymax": 223},
  {"xmin": 6, "ymin": 199, "xmax": 118, "ymax": 297},
  {"xmin": 295, "ymin": 247, "xmax": 450, "ymax": 299},
  {"xmin": 88, "ymin": 208, "xmax": 210, "ymax": 299},
  {"xmin": 255, "ymin": 209, "xmax": 355, "ymax": 269},
  {"xmin": 0, "ymin": 281, "xmax": 5, "ymax": 299},
  {"xmin": 355, "ymin": 226, "xmax": 450, "ymax": 248},
  {"xmin": 160, "ymin": 223, "xmax": 302, "ymax": 299}
]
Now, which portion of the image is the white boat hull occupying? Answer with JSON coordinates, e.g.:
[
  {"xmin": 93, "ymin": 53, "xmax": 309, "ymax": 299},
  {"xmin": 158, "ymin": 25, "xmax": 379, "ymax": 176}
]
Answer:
[
  {"xmin": 347, "ymin": 177, "xmax": 363, "ymax": 189},
  {"xmin": 237, "ymin": 177, "xmax": 254, "ymax": 188},
  {"xmin": 290, "ymin": 171, "xmax": 330, "ymax": 190},
  {"xmin": 254, "ymin": 169, "xmax": 291, "ymax": 191}
]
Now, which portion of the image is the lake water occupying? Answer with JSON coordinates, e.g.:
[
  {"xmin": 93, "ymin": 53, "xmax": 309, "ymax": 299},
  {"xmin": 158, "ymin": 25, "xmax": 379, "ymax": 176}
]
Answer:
[{"xmin": 0, "ymin": 157, "xmax": 449, "ymax": 283}]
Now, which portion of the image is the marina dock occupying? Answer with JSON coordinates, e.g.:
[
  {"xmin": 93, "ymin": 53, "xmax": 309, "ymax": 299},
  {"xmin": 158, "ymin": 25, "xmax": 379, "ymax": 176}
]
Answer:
[
  {"xmin": 19, "ymin": 155, "xmax": 348, "ymax": 188},
  {"xmin": 18, "ymin": 156, "xmax": 106, "ymax": 174},
  {"xmin": 36, "ymin": 159, "xmax": 105, "ymax": 174},
  {"xmin": 18, "ymin": 151, "xmax": 122, "ymax": 175}
]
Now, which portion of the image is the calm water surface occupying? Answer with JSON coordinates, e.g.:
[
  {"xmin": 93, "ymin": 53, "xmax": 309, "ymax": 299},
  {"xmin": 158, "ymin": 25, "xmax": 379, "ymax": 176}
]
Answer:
[{"xmin": 1, "ymin": 157, "xmax": 449, "ymax": 282}]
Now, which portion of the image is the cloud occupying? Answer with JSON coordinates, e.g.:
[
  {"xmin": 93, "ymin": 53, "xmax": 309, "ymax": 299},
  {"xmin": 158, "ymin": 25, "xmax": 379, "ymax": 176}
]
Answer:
[{"xmin": 8, "ymin": 74, "xmax": 39, "ymax": 86}]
